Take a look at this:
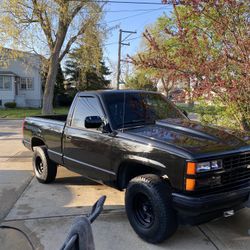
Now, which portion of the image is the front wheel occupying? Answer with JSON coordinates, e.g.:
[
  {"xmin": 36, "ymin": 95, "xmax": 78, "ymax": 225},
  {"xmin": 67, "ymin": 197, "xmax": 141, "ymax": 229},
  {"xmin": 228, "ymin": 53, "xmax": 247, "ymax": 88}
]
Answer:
[
  {"xmin": 125, "ymin": 174, "xmax": 178, "ymax": 244},
  {"xmin": 32, "ymin": 146, "xmax": 57, "ymax": 183}
]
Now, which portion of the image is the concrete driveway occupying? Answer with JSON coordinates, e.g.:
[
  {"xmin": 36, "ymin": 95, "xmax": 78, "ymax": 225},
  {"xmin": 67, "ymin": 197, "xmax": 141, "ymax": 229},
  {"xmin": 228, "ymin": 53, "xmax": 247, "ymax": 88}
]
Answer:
[{"xmin": 0, "ymin": 119, "xmax": 249, "ymax": 250}]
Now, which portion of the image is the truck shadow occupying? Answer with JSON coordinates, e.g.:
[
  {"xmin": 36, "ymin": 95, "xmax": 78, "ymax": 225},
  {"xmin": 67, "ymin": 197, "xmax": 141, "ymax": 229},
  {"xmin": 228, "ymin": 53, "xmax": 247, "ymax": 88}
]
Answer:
[{"xmin": 55, "ymin": 175, "xmax": 99, "ymax": 186}]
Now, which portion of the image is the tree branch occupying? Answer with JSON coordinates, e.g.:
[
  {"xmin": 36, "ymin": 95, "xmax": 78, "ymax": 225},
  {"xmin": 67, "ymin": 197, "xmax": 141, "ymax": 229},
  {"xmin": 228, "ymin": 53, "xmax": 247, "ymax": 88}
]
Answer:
[
  {"xmin": 32, "ymin": 0, "xmax": 54, "ymax": 51},
  {"xmin": 58, "ymin": 24, "xmax": 86, "ymax": 62}
]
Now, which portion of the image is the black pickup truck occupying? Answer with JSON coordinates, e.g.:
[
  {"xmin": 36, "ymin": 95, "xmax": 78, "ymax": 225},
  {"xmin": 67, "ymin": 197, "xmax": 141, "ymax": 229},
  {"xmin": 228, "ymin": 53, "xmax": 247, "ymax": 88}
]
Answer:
[{"xmin": 23, "ymin": 90, "xmax": 250, "ymax": 243}]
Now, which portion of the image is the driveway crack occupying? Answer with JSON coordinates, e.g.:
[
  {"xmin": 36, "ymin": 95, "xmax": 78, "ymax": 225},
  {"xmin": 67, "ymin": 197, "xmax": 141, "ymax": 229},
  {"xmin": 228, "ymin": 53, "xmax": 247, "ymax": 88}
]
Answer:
[
  {"xmin": 0, "ymin": 175, "xmax": 34, "ymax": 225},
  {"xmin": 197, "ymin": 225, "xmax": 220, "ymax": 250}
]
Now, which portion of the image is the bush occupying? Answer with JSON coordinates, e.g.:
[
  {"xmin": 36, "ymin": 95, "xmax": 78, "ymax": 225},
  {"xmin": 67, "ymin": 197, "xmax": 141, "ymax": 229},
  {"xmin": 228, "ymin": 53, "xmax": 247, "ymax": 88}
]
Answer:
[
  {"xmin": 179, "ymin": 98, "xmax": 241, "ymax": 130},
  {"xmin": 4, "ymin": 102, "xmax": 17, "ymax": 108},
  {"xmin": 55, "ymin": 93, "xmax": 75, "ymax": 107}
]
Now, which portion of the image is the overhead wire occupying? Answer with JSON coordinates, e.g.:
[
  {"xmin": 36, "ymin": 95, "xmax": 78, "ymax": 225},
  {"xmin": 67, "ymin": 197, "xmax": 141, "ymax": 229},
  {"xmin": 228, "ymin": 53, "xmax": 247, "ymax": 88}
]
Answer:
[
  {"xmin": 102, "ymin": 5, "xmax": 169, "ymax": 47},
  {"xmin": 102, "ymin": 8, "xmax": 166, "ymax": 12},
  {"xmin": 90, "ymin": 1, "xmax": 165, "ymax": 5},
  {"xmin": 104, "ymin": 35, "xmax": 143, "ymax": 46},
  {"xmin": 106, "ymin": 6, "xmax": 165, "ymax": 24}
]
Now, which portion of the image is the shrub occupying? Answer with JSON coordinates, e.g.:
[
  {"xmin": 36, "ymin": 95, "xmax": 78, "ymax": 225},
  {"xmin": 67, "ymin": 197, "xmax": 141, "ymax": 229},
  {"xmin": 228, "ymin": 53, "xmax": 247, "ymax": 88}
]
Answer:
[
  {"xmin": 55, "ymin": 93, "xmax": 74, "ymax": 107},
  {"xmin": 194, "ymin": 99, "xmax": 242, "ymax": 130},
  {"xmin": 4, "ymin": 102, "xmax": 17, "ymax": 108},
  {"xmin": 178, "ymin": 98, "xmax": 241, "ymax": 130}
]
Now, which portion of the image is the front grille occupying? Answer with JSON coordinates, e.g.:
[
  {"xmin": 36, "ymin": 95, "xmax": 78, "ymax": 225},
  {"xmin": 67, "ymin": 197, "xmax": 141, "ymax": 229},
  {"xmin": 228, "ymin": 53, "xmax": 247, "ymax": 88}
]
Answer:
[
  {"xmin": 223, "ymin": 152, "xmax": 250, "ymax": 169},
  {"xmin": 222, "ymin": 152, "xmax": 250, "ymax": 185}
]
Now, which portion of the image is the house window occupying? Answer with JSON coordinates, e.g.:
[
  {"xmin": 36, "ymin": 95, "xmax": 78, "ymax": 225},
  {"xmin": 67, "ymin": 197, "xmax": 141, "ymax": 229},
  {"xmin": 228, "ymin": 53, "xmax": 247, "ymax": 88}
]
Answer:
[
  {"xmin": 20, "ymin": 77, "xmax": 34, "ymax": 90},
  {"xmin": 20, "ymin": 78, "xmax": 26, "ymax": 89},
  {"xmin": 0, "ymin": 76, "xmax": 12, "ymax": 90},
  {"xmin": 27, "ymin": 78, "xmax": 33, "ymax": 89}
]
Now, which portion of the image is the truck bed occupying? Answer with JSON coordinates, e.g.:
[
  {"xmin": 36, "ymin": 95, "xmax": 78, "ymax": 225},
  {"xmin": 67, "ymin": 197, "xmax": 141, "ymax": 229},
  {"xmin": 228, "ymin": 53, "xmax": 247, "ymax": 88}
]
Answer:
[
  {"xmin": 23, "ymin": 114, "xmax": 68, "ymax": 165},
  {"xmin": 32, "ymin": 114, "xmax": 68, "ymax": 122}
]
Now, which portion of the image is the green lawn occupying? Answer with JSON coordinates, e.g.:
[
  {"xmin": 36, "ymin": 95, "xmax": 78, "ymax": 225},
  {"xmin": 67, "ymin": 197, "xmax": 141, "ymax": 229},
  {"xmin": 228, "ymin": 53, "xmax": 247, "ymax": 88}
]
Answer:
[
  {"xmin": 0, "ymin": 104, "xmax": 213, "ymax": 119},
  {"xmin": 0, "ymin": 107, "xmax": 69, "ymax": 119},
  {"xmin": 0, "ymin": 103, "xmax": 221, "ymax": 121}
]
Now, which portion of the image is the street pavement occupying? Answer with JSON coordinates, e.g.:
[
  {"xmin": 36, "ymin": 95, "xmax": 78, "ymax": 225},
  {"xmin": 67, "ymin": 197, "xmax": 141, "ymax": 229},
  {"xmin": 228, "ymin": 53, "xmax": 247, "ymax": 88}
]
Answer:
[{"xmin": 0, "ymin": 119, "xmax": 249, "ymax": 250}]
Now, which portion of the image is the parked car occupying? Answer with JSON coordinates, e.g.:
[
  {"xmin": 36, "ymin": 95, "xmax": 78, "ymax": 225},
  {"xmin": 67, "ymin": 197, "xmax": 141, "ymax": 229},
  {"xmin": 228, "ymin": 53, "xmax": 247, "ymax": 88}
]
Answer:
[{"xmin": 23, "ymin": 90, "xmax": 250, "ymax": 243}]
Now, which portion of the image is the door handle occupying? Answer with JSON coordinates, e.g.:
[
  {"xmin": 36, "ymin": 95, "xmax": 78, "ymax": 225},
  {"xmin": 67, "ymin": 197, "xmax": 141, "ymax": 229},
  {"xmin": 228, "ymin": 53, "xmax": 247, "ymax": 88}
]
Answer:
[{"xmin": 66, "ymin": 135, "xmax": 72, "ymax": 140}]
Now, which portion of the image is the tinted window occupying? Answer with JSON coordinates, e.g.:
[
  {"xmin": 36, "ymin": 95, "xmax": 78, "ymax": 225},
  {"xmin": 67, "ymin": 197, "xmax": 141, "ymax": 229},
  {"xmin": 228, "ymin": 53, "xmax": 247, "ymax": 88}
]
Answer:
[
  {"xmin": 71, "ymin": 96, "xmax": 104, "ymax": 129},
  {"xmin": 103, "ymin": 92, "xmax": 185, "ymax": 129}
]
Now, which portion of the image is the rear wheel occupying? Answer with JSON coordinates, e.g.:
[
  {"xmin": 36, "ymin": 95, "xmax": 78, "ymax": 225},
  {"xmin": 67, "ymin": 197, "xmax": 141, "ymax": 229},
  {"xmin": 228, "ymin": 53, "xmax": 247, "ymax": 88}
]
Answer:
[
  {"xmin": 32, "ymin": 146, "xmax": 57, "ymax": 183},
  {"xmin": 125, "ymin": 174, "xmax": 178, "ymax": 243}
]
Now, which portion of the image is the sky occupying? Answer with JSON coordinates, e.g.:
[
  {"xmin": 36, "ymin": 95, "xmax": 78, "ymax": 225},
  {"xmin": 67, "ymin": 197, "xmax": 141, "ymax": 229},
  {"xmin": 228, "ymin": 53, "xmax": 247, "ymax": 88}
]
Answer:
[
  {"xmin": 2, "ymin": 1, "xmax": 172, "ymax": 85},
  {"xmin": 100, "ymin": 1, "xmax": 173, "ymax": 84}
]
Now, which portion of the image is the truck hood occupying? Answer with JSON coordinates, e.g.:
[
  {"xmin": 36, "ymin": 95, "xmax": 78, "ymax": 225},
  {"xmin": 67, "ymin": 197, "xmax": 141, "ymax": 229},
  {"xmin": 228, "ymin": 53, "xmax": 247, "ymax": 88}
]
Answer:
[{"xmin": 127, "ymin": 118, "xmax": 250, "ymax": 155}]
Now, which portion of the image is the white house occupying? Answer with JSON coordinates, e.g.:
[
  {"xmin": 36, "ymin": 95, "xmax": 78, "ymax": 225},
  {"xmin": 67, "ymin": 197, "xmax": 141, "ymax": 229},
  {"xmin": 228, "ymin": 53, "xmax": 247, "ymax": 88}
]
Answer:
[{"xmin": 0, "ymin": 50, "xmax": 42, "ymax": 108}]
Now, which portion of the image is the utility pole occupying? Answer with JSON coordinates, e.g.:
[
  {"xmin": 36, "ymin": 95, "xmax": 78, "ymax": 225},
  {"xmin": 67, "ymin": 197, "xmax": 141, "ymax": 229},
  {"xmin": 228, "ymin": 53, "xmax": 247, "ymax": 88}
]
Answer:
[
  {"xmin": 117, "ymin": 30, "xmax": 122, "ymax": 90},
  {"xmin": 117, "ymin": 29, "xmax": 136, "ymax": 90}
]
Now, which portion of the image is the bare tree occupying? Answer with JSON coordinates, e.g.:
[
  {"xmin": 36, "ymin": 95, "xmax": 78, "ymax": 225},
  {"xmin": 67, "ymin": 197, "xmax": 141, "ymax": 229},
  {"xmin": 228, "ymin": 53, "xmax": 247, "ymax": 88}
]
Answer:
[{"xmin": 0, "ymin": 0, "xmax": 104, "ymax": 114}]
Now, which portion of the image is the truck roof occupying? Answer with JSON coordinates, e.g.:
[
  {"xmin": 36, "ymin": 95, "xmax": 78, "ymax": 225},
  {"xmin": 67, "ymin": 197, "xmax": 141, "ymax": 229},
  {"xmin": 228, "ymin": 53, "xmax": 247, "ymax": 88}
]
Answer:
[{"xmin": 78, "ymin": 89, "xmax": 159, "ymax": 96}]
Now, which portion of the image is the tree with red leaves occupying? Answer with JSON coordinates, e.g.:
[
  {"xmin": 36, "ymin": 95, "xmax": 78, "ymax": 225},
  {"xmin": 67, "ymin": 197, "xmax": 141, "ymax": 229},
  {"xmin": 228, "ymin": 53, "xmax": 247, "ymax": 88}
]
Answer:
[{"xmin": 131, "ymin": 0, "xmax": 250, "ymax": 131}]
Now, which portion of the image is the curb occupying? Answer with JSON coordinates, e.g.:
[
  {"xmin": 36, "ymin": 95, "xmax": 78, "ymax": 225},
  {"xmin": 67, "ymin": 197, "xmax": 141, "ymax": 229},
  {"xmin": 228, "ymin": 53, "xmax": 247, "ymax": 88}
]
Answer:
[{"xmin": 0, "ymin": 118, "xmax": 24, "ymax": 121}]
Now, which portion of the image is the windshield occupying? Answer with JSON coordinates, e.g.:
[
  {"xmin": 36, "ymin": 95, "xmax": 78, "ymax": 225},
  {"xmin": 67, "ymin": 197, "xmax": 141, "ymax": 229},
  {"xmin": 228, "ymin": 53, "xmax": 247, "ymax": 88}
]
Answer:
[{"xmin": 103, "ymin": 92, "xmax": 186, "ymax": 130}]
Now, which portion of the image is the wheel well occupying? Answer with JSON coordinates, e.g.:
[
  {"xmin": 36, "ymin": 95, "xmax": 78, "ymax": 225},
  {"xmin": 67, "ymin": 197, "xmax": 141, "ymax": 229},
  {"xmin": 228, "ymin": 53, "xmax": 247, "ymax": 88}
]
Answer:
[
  {"xmin": 117, "ymin": 161, "xmax": 161, "ymax": 190},
  {"xmin": 31, "ymin": 137, "xmax": 45, "ymax": 150}
]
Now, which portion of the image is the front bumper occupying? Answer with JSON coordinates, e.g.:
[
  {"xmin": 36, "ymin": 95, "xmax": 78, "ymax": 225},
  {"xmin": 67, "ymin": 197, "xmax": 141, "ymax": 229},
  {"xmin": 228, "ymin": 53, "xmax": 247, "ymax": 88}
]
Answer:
[{"xmin": 172, "ymin": 184, "xmax": 250, "ymax": 225}]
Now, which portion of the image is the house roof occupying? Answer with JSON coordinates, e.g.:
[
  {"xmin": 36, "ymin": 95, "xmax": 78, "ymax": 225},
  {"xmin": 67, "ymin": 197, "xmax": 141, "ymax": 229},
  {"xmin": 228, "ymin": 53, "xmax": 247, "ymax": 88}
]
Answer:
[
  {"xmin": 0, "ymin": 47, "xmax": 42, "ymax": 58},
  {"xmin": 0, "ymin": 71, "xmax": 19, "ymax": 76},
  {"xmin": 0, "ymin": 47, "xmax": 42, "ymax": 71}
]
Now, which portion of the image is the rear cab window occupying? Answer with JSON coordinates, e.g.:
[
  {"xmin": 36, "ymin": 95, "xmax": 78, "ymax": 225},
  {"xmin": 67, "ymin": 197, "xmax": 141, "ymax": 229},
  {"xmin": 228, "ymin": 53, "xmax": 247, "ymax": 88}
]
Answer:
[{"xmin": 71, "ymin": 96, "xmax": 105, "ymax": 130}]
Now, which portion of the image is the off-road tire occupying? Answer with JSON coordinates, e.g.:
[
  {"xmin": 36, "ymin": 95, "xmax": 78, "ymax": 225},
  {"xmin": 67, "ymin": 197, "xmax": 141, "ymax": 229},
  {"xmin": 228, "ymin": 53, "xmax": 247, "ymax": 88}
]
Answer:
[
  {"xmin": 125, "ymin": 174, "xmax": 178, "ymax": 243},
  {"xmin": 32, "ymin": 146, "xmax": 57, "ymax": 183}
]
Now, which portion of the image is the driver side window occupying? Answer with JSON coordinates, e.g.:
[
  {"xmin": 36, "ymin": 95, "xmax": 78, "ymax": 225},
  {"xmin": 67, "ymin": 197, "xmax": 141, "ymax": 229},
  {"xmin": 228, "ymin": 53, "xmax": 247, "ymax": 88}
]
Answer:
[{"xmin": 71, "ymin": 96, "xmax": 104, "ymax": 129}]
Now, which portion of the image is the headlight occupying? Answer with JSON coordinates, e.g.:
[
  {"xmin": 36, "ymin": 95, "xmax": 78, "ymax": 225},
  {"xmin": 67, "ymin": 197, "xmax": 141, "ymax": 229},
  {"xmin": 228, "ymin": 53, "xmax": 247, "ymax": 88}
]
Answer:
[
  {"xmin": 196, "ymin": 162, "xmax": 210, "ymax": 172},
  {"xmin": 186, "ymin": 160, "xmax": 223, "ymax": 191},
  {"xmin": 196, "ymin": 160, "xmax": 222, "ymax": 173}
]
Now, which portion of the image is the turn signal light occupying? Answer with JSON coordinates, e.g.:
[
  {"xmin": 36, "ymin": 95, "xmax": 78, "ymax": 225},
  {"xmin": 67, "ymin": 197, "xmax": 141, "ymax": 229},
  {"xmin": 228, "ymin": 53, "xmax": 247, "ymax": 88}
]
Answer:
[
  {"xmin": 185, "ymin": 178, "xmax": 196, "ymax": 191},
  {"xmin": 187, "ymin": 162, "xmax": 196, "ymax": 175}
]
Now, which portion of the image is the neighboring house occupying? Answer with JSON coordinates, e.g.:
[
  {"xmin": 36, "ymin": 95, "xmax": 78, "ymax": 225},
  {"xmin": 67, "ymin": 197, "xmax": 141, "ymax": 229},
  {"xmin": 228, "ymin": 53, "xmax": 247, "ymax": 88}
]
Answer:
[{"xmin": 0, "ymin": 50, "xmax": 42, "ymax": 108}]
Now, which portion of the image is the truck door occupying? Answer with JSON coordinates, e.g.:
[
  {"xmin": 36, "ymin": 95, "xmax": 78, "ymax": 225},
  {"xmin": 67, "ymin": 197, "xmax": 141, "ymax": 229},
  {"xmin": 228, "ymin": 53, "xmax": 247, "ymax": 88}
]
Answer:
[{"xmin": 63, "ymin": 94, "xmax": 115, "ymax": 182}]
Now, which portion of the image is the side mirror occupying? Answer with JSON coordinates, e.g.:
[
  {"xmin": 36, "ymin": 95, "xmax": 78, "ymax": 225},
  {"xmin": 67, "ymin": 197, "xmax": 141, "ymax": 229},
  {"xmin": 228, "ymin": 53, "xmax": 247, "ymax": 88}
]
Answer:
[{"xmin": 85, "ymin": 116, "xmax": 103, "ymax": 129}]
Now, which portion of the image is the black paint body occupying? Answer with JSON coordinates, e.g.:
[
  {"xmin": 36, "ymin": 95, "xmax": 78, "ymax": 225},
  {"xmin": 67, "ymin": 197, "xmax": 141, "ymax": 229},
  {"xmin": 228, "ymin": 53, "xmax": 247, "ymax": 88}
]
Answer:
[{"xmin": 23, "ymin": 90, "xmax": 250, "ymax": 224}]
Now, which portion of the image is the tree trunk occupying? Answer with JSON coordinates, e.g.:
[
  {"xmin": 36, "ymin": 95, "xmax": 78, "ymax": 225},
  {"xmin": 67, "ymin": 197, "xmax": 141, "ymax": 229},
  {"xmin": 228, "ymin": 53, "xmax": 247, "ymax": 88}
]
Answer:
[
  {"xmin": 42, "ymin": 22, "xmax": 68, "ymax": 114},
  {"xmin": 161, "ymin": 77, "xmax": 169, "ymax": 97},
  {"xmin": 42, "ymin": 54, "xmax": 59, "ymax": 114}
]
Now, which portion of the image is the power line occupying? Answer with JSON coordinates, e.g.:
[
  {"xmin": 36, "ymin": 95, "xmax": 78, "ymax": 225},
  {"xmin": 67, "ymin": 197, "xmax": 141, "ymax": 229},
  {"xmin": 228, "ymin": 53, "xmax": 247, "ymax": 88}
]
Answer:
[
  {"xmin": 106, "ymin": 7, "xmax": 165, "ymax": 24},
  {"xmin": 94, "ymin": 1, "xmax": 165, "ymax": 5},
  {"xmin": 102, "ymin": 4, "xmax": 171, "ymax": 46},
  {"xmin": 102, "ymin": 8, "xmax": 166, "ymax": 12},
  {"xmin": 104, "ymin": 21, "xmax": 162, "ymax": 46},
  {"xmin": 104, "ymin": 27, "xmax": 162, "ymax": 47},
  {"xmin": 105, "ymin": 34, "xmax": 142, "ymax": 46},
  {"xmin": 126, "ymin": 34, "xmax": 144, "ymax": 42}
]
